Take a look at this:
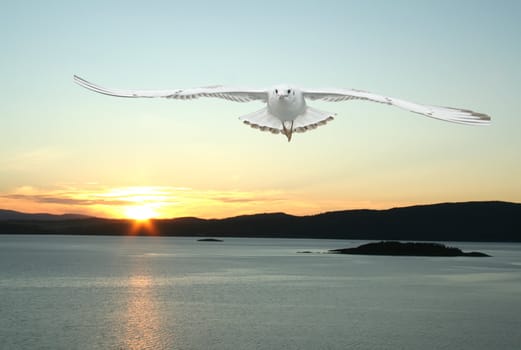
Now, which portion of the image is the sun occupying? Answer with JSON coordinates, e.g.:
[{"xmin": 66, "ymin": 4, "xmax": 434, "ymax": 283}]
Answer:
[
  {"xmin": 125, "ymin": 206, "xmax": 157, "ymax": 221},
  {"xmin": 125, "ymin": 205, "xmax": 159, "ymax": 235}
]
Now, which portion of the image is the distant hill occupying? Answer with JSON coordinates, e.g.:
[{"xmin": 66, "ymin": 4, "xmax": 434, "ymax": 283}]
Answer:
[
  {"xmin": 0, "ymin": 209, "xmax": 91, "ymax": 221},
  {"xmin": 1, "ymin": 201, "xmax": 520, "ymax": 242}
]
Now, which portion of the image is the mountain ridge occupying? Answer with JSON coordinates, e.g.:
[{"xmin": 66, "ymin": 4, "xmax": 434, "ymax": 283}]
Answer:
[
  {"xmin": 0, "ymin": 209, "xmax": 91, "ymax": 221},
  {"xmin": 1, "ymin": 201, "xmax": 520, "ymax": 242}
]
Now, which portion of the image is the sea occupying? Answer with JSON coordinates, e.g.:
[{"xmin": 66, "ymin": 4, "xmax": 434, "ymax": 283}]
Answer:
[{"xmin": 1, "ymin": 235, "xmax": 520, "ymax": 350}]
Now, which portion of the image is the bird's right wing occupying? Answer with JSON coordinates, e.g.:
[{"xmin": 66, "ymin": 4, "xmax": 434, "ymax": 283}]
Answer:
[
  {"xmin": 303, "ymin": 87, "xmax": 491, "ymax": 125},
  {"xmin": 73, "ymin": 75, "xmax": 268, "ymax": 102}
]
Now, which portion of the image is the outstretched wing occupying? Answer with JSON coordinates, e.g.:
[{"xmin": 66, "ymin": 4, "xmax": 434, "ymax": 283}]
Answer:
[
  {"xmin": 73, "ymin": 75, "xmax": 268, "ymax": 102},
  {"xmin": 302, "ymin": 88, "xmax": 491, "ymax": 125}
]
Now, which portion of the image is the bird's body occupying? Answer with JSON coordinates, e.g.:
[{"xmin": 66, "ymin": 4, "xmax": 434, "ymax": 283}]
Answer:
[
  {"xmin": 74, "ymin": 76, "xmax": 491, "ymax": 141},
  {"xmin": 267, "ymin": 85, "xmax": 306, "ymax": 121}
]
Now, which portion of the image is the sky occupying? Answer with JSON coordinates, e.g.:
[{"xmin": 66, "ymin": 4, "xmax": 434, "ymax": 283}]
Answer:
[{"xmin": 1, "ymin": 0, "xmax": 520, "ymax": 219}]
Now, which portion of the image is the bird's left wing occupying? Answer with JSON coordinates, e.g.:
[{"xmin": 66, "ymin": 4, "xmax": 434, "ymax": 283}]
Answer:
[
  {"xmin": 73, "ymin": 75, "xmax": 268, "ymax": 102},
  {"xmin": 302, "ymin": 87, "xmax": 490, "ymax": 125}
]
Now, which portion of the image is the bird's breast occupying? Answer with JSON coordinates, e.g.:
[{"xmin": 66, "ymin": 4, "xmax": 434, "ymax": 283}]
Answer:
[{"xmin": 267, "ymin": 97, "xmax": 306, "ymax": 121}]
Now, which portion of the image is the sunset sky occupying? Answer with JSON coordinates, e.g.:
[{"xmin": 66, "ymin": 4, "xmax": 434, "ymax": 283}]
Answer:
[{"xmin": 1, "ymin": 1, "xmax": 520, "ymax": 219}]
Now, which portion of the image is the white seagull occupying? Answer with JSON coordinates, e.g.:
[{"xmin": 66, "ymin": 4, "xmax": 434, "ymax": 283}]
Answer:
[{"xmin": 73, "ymin": 75, "xmax": 490, "ymax": 142}]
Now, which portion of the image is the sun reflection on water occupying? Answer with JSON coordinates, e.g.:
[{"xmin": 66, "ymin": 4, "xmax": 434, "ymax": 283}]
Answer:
[{"xmin": 121, "ymin": 268, "xmax": 168, "ymax": 349}]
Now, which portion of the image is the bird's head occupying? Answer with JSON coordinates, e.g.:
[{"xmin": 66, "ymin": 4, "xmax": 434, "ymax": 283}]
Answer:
[{"xmin": 271, "ymin": 85, "xmax": 296, "ymax": 101}]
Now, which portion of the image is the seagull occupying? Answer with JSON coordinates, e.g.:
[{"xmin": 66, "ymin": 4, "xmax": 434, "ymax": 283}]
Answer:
[{"xmin": 73, "ymin": 75, "xmax": 490, "ymax": 142}]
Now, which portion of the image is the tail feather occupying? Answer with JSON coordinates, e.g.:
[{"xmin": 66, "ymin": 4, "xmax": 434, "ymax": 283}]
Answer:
[
  {"xmin": 239, "ymin": 106, "xmax": 335, "ymax": 141},
  {"xmin": 239, "ymin": 108, "xmax": 281, "ymax": 135},
  {"xmin": 293, "ymin": 107, "xmax": 335, "ymax": 133}
]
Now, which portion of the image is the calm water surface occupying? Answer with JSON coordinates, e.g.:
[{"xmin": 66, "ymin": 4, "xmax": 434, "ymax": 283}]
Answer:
[{"xmin": 1, "ymin": 235, "xmax": 520, "ymax": 349}]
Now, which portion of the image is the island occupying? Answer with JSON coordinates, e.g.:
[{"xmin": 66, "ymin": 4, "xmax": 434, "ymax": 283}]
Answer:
[
  {"xmin": 329, "ymin": 241, "xmax": 490, "ymax": 257},
  {"xmin": 197, "ymin": 238, "xmax": 223, "ymax": 242}
]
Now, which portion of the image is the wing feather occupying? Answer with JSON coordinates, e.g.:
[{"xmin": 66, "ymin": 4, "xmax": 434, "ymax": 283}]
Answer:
[
  {"xmin": 303, "ymin": 88, "xmax": 491, "ymax": 125},
  {"xmin": 73, "ymin": 75, "xmax": 268, "ymax": 102}
]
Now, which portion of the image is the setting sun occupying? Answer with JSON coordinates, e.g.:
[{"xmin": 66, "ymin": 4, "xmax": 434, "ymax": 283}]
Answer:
[{"xmin": 125, "ymin": 206, "xmax": 157, "ymax": 221}]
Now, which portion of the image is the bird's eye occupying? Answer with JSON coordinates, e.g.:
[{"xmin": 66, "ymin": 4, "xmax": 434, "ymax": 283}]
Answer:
[
  {"xmin": 287, "ymin": 89, "xmax": 291, "ymax": 94},
  {"xmin": 275, "ymin": 89, "xmax": 278, "ymax": 94}
]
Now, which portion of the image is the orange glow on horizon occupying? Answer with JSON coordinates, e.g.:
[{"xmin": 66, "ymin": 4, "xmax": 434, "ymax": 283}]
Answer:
[
  {"xmin": 129, "ymin": 218, "xmax": 158, "ymax": 236},
  {"xmin": 0, "ymin": 183, "xmax": 459, "ymax": 220}
]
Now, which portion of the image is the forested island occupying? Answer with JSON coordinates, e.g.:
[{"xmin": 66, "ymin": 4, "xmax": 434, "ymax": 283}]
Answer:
[{"xmin": 329, "ymin": 241, "xmax": 490, "ymax": 257}]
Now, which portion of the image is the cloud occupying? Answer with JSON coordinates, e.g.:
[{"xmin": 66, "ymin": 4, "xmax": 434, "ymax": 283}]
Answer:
[
  {"xmin": 2, "ymin": 194, "xmax": 130, "ymax": 206},
  {"xmin": 210, "ymin": 194, "xmax": 286, "ymax": 203},
  {"xmin": 210, "ymin": 196, "xmax": 260, "ymax": 203},
  {"xmin": 1, "ymin": 184, "xmax": 300, "ymax": 218}
]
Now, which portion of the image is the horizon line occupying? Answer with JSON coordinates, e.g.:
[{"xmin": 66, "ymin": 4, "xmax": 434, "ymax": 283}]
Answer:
[{"xmin": 1, "ymin": 200, "xmax": 517, "ymax": 221}]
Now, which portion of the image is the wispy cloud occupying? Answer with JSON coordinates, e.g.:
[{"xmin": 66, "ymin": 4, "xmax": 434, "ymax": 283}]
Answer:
[
  {"xmin": 210, "ymin": 196, "xmax": 261, "ymax": 203},
  {"xmin": 0, "ymin": 183, "xmax": 418, "ymax": 218},
  {"xmin": 0, "ymin": 185, "xmax": 294, "ymax": 219},
  {"xmin": 208, "ymin": 191, "xmax": 287, "ymax": 204},
  {"xmin": 2, "ymin": 194, "xmax": 129, "ymax": 206}
]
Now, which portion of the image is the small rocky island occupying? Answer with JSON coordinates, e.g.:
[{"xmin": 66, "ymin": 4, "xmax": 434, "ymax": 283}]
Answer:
[
  {"xmin": 197, "ymin": 238, "xmax": 223, "ymax": 242},
  {"xmin": 329, "ymin": 241, "xmax": 490, "ymax": 257}
]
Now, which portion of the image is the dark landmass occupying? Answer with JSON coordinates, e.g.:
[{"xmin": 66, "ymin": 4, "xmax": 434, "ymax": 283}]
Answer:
[
  {"xmin": 329, "ymin": 241, "xmax": 490, "ymax": 257},
  {"xmin": 1, "ymin": 201, "xmax": 520, "ymax": 242},
  {"xmin": 0, "ymin": 209, "xmax": 90, "ymax": 221},
  {"xmin": 197, "ymin": 238, "xmax": 223, "ymax": 242}
]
